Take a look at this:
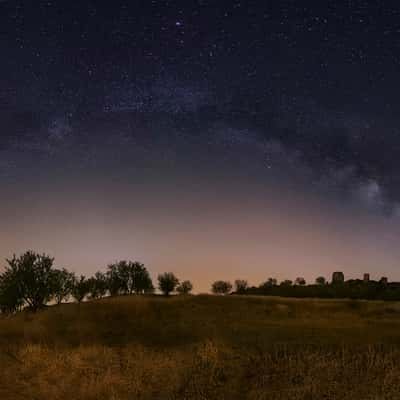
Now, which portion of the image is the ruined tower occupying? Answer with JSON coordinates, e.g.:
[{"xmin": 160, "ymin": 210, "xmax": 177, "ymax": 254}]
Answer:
[{"xmin": 332, "ymin": 271, "xmax": 344, "ymax": 284}]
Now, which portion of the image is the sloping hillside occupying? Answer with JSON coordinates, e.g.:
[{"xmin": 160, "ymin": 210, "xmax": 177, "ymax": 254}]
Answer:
[{"xmin": 1, "ymin": 295, "xmax": 400, "ymax": 399}]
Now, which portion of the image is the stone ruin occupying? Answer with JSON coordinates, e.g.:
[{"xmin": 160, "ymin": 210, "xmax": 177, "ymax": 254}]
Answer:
[{"xmin": 332, "ymin": 271, "xmax": 344, "ymax": 284}]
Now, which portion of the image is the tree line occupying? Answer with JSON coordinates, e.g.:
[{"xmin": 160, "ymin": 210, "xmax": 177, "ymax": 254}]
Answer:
[
  {"xmin": 0, "ymin": 251, "xmax": 193, "ymax": 314},
  {"xmin": 211, "ymin": 274, "xmax": 400, "ymax": 301},
  {"xmin": 2, "ymin": 251, "xmax": 400, "ymax": 315}
]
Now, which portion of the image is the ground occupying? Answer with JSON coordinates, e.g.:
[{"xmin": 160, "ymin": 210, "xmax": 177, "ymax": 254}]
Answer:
[{"xmin": 1, "ymin": 295, "xmax": 400, "ymax": 399}]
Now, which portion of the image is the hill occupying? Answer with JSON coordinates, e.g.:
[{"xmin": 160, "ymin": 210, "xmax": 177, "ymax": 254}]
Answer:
[{"xmin": 1, "ymin": 295, "xmax": 400, "ymax": 399}]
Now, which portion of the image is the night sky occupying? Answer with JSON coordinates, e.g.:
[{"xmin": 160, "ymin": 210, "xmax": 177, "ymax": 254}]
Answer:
[{"xmin": 2, "ymin": 0, "xmax": 400, "ymax": 291}]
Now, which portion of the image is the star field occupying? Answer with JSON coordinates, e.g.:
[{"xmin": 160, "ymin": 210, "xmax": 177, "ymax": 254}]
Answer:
[{"xmin": 2, "ymin": 1, "xmax": 400, "ymax": 288}]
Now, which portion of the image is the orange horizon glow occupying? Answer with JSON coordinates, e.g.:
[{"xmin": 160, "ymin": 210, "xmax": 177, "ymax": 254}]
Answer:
[{"xmin": 2, "ymin": 174, "xmax": 400, "ymax": 293}]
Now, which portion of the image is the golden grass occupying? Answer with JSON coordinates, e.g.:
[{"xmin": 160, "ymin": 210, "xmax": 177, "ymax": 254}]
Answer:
[{"xmin": 2, "ymin": 295, "xmax": 400, "ymax": 399}]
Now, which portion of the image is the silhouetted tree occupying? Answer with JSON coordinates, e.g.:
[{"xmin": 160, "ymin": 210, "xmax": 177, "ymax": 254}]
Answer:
[
  {"xmin": 127, "ymin": 262, "xmax": 154, "ymax": 294},
  {"xmin": 315, "ymin": 276, "xmax": 326, "ymax": 286},
  {"xmin": 88, "ymin": 272, "xmax": 108, "ymax": 299},
  {"xmin": 267, "ymin": 278, "xmax": 278, "ymax": 286},
  {"xmin": 176, "ymin": 280, "xmax": 193, "ymax": 295},
  {"xmin": 259, "ymin": 278, "xmax": 278, "ymax": 291},
  {"xmin": 53, "ymin": 268, "xmax": 75, "ymax": 304},
  {"xmin": 379, "ymin": 277, "xmax": 388, "ymax": 285},
  {"xmin": 0, "ymin": 269, "xmax": 23, "ymax": 314},
  {"xmin": 234, "ymin": 279, "xmax": 248, "ymax": 293},
  {"xmin": 295, "ymin": 277, "xmax": 306, "ymax": 286},
  {"xmin": 1, "ymin": 251, "xmax": 58, "ymax": 312},
  {"xmin": 211, "ymin": 280, "xmax": 232, "ymax": 295},
  {"xmin": 158, "ymin": 272, "xmax": 179, "ymax": 296},
  {"xmin": 280, "ymin": 280, "xmax": 293, "ymax": 287},
  {"xmin": 106, "ymin": 261, "xmax": 153, "ymax": 295},
  {"xmin": 71, "ymin": 275, "xmax": 91, "ymax": 303},
  {"xmin": 106, "ymin": 262, "xmax": 127, "ymax": 296}
]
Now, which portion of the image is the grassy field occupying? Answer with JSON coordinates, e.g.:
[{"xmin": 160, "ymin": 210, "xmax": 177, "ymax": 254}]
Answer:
[{"xmin": 2, "ymin": 295, "xmax": 400, "ymax": 399}]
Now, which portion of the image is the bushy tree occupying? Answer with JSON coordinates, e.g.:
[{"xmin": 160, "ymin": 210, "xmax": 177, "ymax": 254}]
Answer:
[
  {"xmin": 1, "ymin": 251, "xmax": 58, "ymax": 312},
  {"xmin": 158, "ymin": 272, "xmax": 179, "ymax": 296},
  {"xmin": 176, "ymin": 280, "xmax": 193, "ymax": 295},
  {"xmin": 87, "ymin": 271, "xmax": 108, "ymax": 299},
  {"xmin": 234, "ymin": 279, "xmax": 248, "ymax": 293},
  {"xmin": 211, "ymin": 280, "xmax": 232, "ymax": 295},
  {"xmin": 295, "ymin": 277, "xmax": 306, "ymax": 286},
  {"xmin": 53, "ymin": 268, "xmax": 75, "ymax": 304},
  {"xmin": 259, "ymin": 278, "xmax": 278, "ymax": 291},
  {"xmin": 106, "ymin": 261, "xmax": 129, "ymax": 296},
  {"xmin": 269, "ymin": 278, "xmax": 278, "ymax": 286},
  {"xmin": 106, "ymin": 261, "xmax": 153, "ymax": 295},
  {"xmin": 280, "ymin": 280, "xmax": 293, "ymax": 287},
  {"xmin": 315, "ymin": 276, "xmax": 326, "ymax": 286},
  {"xmin": 71, "ymin": 275, "xmax": 91, "ymax": 303},
  {"xmin": 127, "ymin": 262, "xmax": 154, "ymax": 294},
  {"xmin": 0, "ymin": 269, "xmax": 23, "ymax": 314}
]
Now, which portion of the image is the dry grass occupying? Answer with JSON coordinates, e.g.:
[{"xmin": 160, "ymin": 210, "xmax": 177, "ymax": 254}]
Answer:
[{"xmin": 2, "ymin": 295, "xmax": 400, "ymax": 399}]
